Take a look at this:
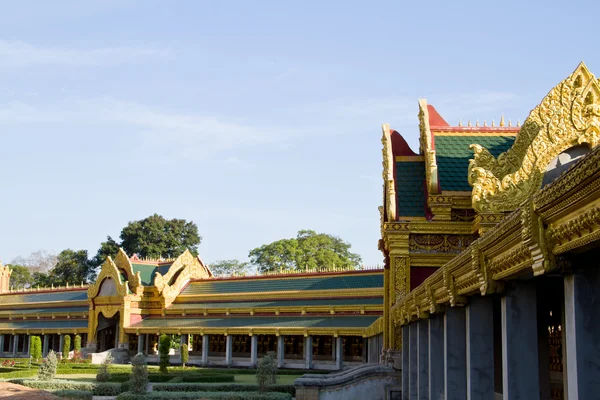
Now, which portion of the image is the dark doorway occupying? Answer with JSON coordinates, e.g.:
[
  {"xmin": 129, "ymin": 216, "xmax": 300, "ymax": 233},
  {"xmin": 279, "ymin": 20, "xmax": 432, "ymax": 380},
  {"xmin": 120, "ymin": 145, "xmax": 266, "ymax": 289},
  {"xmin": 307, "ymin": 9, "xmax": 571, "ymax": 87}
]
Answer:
[{"xmin": 96, "ymin": 312, "xmax": 120, "ymax": 352}]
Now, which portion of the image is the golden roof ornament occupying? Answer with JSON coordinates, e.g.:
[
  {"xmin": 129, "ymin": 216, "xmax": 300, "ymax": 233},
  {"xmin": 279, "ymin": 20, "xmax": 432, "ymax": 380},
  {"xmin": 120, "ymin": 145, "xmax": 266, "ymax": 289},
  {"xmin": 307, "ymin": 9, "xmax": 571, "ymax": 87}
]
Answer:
[{"xmin": 500, "ymin": 114, "xmax": 505, "ymax": 127}]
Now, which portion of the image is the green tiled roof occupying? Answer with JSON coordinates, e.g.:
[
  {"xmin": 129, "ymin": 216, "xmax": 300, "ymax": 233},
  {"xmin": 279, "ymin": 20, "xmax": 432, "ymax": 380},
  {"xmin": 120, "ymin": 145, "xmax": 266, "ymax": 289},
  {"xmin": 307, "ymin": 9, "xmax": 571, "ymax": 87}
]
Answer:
[
  {"xmin": 435, "ymin": 135, "xmax": 516, "ymax": 191},
  {"xmin": 131, "ymin": 263, "xmax": 173, "ymax": 285},
  {"xmin": 0, "ymin": 307, "xmax": 89, "ymax": 315},
  {"xmin": 0, "ymin": 319, "xmax": 88, "ymax": 330},
  {"xmin": 395, "ymin": 161, "xmax": 426, "ymax": 217},
  {"xmin": 180, "ymin": 274, "xmax": 383, "ymax": 296},
  {"xmin": 130, "ymin": 315, "xmax": 379, "ymax": 329},
  {"xmin": 170, "ymin": 297, "xmax": 383, "ymax": 310},
  {"xmin": 0, "ymin": 290, "xmax": 88, "ymax": 305}
]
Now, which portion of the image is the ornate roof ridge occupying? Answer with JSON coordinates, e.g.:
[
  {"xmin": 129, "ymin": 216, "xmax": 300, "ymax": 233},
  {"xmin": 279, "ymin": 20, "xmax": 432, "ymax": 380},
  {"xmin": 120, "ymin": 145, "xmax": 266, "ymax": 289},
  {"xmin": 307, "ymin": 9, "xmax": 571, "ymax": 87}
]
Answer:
[{"xmin": 193, "ymin": 267, "xmax": 384, "ymax": 282}]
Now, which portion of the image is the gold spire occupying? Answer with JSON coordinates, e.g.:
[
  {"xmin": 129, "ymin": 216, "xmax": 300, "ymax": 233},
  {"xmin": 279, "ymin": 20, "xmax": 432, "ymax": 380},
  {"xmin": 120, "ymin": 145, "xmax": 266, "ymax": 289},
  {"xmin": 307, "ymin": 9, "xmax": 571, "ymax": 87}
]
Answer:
[
  {"xmin": 492, "ymin": 119, "xmax": 495, "ymax": 127},
  {"xmin": 500, "ymin": 114, "xmax": 505, "ymax": 127},
  {"xmin": 476, "ymin": 119, "xmax": 480, "ymax": 127},
  {"xmin": 508, "ymin": 119, "xmax": 512, "ymax": 127},
  {"xmin": 458, "ymin": 119, "xmax": 463, "ymax": 127},
  {"xmin": 484, "ymin": 120, "xmax": 487, "ymax": 127},
  {"xmin": 517, "ymin": 119, "xmax": 521, "ymax": 126},
  {"xmin": 468, "ymin": 120, "xmax": 472, "ymax": 127}
]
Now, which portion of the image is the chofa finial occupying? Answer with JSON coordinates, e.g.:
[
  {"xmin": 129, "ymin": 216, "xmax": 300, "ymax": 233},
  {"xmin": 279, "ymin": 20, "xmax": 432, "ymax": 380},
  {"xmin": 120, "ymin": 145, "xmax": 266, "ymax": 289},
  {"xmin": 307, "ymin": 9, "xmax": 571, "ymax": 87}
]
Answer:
[
  {"xmin": 458, "ymin": 119, "xmax": 463, "ymax": 127},
  {"xmin": 476, "ymin": 119, "xmax": 480, "ymax": 127},
  {"xmin": 500, "ymin": 114, "xmax": 505, "ymax": 127},
  {"xmin": 467, "ymin": 120, "xmax": 472, "ymax": 127}
]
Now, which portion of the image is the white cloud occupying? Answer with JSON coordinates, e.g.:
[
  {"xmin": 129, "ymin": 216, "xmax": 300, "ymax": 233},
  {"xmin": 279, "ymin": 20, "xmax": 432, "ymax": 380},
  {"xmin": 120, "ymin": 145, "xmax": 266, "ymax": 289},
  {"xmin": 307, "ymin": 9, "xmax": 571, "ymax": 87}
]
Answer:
[{"xmin": 0, "ymin": 40, "xmax": 169, "ymax": 67}]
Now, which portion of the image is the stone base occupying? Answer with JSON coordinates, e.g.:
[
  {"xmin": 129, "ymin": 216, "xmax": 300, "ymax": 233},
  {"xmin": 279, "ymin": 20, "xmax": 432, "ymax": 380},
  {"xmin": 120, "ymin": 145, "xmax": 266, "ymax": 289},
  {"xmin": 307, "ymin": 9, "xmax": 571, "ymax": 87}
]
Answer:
[{"xmin": 89, "ymin": 348, "xmax": 130, "ymax": 364}]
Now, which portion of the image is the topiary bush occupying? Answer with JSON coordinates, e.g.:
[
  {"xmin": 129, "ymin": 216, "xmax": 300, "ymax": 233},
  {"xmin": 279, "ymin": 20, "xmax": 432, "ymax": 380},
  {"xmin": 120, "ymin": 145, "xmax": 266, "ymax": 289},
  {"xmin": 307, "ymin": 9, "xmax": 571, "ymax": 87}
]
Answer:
[
  {"xmin": 181, "ymin": 343, "xmax": 189, "ymax": 368},
  {"xmin": 256, "ymin": 351, "xmax": 277, "ymax": 393},
  {"xmin": 63, "ymin": 335, "xmax": 71, "ymax": 360},
  {"xmin": 74, "ymin": 335, "xmax": 82, "ymax": 353},
  {"xmin": 96, "ymin": 353, "xmax": 113, "ymax": 382},
  {"xmin": 159, "ymin": 334, "xmax": 170, "ymax": 373},
  {"xmin": 38, "ymin": 350, "xmax": 58, "ymax": 380},
  {"xmin": 51, "ymin": 389, "xmax": 93, "ymax": 400},
  {"xmin": 29, "ymin": 336, "xmax": 42, "ymax": 362},
  {"xmin": 128, "ymin": 353, "xmax": 149, "ymax": 394}
]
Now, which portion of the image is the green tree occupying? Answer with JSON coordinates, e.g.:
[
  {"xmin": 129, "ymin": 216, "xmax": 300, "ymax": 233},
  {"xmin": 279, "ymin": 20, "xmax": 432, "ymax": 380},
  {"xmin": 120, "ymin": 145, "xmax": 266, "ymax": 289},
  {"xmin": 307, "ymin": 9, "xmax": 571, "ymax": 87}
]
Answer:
[
  {"xmin": 30, "ymin": 336, "xmax": 42, "ymax": 361},
  {"xmin": 49, "ymin": 249, "xmax": 95, "ymax": 285},
  {"xmin": 93, "ymin": 214, "xmax": 202, "ymax": 266},
  {"xmin": 96, "ymin": 354, "xmax": 113, "ymax": 382},
  {"xmin": 249, "ymin": 230, "xmax": 362, "ymax": 273},
  {"xmin": 32, "ymin": 272, "xmax": 53, "ymax": 288},
  {"xmin": 256, "ymin": 351, "xmax": 278, "ymax": 393},
  {"xmin": 209, "ymin": 259, "xmax": 251, "ymax": 277},
  {"xmin": 158, "ymin": 334, "xmax": 170, "ymax": 373},
  {"xmin": 129, "ymin": 353, "xmax": 149, "ymax": 394},
  {"xmin": 5, "ymin": 265, "xmax": 34, "ymax": 288},
  {"xmin": 74, "ymin": 335, "xmax": 82, "ymax": 353},
  {"xmin": 38, "ymin": 350, "xmax": 57, "ymax": 380},
  {"xmin": 62, "ymin": 335, "xmax": 71, "ymax": 360},
  {"xmin": 180, "ymin": 343, "xmax": 189, "ymax": 368}
]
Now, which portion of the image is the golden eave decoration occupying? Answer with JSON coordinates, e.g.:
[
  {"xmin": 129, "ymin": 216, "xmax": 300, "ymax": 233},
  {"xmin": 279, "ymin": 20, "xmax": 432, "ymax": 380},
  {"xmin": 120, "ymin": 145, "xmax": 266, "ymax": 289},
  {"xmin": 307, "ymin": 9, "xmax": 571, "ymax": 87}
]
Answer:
[{"xmin": 469, "ymin": 62, "xmax": 600, "ymax": 213}]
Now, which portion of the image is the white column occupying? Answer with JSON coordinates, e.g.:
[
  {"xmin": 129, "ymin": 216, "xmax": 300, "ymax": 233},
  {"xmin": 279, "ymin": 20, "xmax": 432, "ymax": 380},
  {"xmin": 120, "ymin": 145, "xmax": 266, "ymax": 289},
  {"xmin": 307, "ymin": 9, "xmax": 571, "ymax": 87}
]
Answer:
[
  {"xmin": 0, "ymin": 334, "xmax": 4, "ymax": 354},
  {"xmin": 466, "ymin": 296, "xmax": 495, "ymax": 400},
  {"xmin": 225, "ymin": 335, "xmax": 233, "ymax": 366},
  {"xmin": 250, "ymin": 335, "xmax": 258, "ymax": 367},
  {"xmin": 12, "ymin": 335, "xmax": 19, "ymax": 356},
  {"xmin": 501, "ymin": 282, "xmax": 539, "ymax": 400},
  {"xmin": 417, "ymin": 319, "xmax": 429, "ymax": 400},
  {"xmin": 335, "ymin": 336, "xmax": 343, "ymax": 370},
  {"xmin": 24, "ymin": 335, "xmax": 30, "ymax": 356},
  {"xmin": 277, "ymin": 335, "xmax": 284, "ymax": 368},
  {"xmin": 565, "ymin": 268, "xmax": 600, "ymax": 400},
  {"xmin": 59, "ymin": 335, "xmax": 64, "ymax": 357},
  {"xmin": 429, "ymin": 315, "xmax": 444, "ymax": 400},
  {"xmin": 137, "ymin": 335, "xmax": 144, "ymax": 354},
  {"xmin": 180, "ymin": 334, "xmax": 187, "ymax": 364},
  {"xmin": 402, "ymin": 324, "xmax": 410, "ymax": 400},
  {"xmin": 444, "ymin": 306, "xmax": 467, "ymax": 400},
  {"xmin": 305, "ymin": 336, "xmax": 313, "ymax": 369},
  {"xmin": 43, "ymin": 334, "xmax": 49, "ymax": 357},
  {"xmin": 201, "ymin": 334, "xmax": 209, "ymax": 365},
  {"xmin": 409, "ymin": 323, "xmax": 418, "ymax": 399}
]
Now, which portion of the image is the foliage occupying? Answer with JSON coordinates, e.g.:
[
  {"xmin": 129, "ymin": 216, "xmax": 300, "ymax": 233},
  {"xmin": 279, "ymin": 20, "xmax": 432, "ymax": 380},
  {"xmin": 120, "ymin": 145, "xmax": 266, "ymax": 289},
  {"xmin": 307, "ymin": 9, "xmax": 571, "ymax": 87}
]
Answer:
[
  {"xmin": 51, "ymin": 390, "xmax": 93, "ymax": 400},
  {"xmin": 5, "ymin": 265, "xmax": 34, "ymax": 288},
  {"xmin": 29, "ymin": 336, "xmax": 42, "ymax": 361},
  {"xmin": 94, "ymin": 214, "xmax": 202, "ymax": 265},
  {"xmin": 116, "ymin": 391, "xmax": 292, "ymax": 400},
  {"xmin": 74, "ymin": 335, "xmax": 82, "ymax": 353},
  {"xmin": 152, "ymin": 382, "xmax": 294, "ymax": 395},
  {"xmin": 1, "ymin": 360, "xmax": 15, "ymax": 367},
  {"xmin": 129, "ymin": 353, "xmax": 149, "ymax": 394},
  {"xmin": 38, "ymin": 350, "xmax": 58, "ymax": 380},
  {"xmin": 92, "ymin": 382, "xmax": 123, "ymax": 396},
  {"xmin": 159, "ymin": 334, "xmax": 170, "ymax": 373},
  {"xmin": 96, "ymin": 354, "xmax": 113, "ymax": 382},
  {"xmin": 209, "ymin": 259, "xmax": 251, "ymax": 277},
  {"xmin": 180, "ymin": 343, "xmax": 189, "ymax": 367},
  {"xmin": 63, "ymin": 335, "xmax": 71, "ymax": 360},
  {"xmin": 10, "ymin": 250, "xmax": 58, "ymax": 274},
  {"xmin": 49, "ymin": 249, "xmax": 96, "ymax": 285},
  {"xmin": 9, "ymin": 379, "xmax": 122, "ymax": 396},
  {"xmin": 249, "ymin": 230, "xmax": 361, "ymax": 273},
  {"xmin": 256, "ymin": 351, "xmax": 278, "ymax": 393}
]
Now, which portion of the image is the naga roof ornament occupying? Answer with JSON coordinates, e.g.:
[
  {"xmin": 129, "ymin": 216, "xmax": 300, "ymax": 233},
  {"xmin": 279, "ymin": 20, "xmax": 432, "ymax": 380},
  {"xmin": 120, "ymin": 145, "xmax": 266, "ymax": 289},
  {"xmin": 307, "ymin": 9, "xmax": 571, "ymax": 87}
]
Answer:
[{"xmin": 469, "ymin": 62, "xmax": 600, "ymax": 212}]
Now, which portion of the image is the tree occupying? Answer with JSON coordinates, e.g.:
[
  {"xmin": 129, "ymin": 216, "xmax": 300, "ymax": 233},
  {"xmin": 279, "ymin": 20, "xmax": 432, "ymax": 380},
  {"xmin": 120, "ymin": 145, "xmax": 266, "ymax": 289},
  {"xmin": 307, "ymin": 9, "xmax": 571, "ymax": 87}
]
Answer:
[
  {"xmin": 256, "ymin": 351, "xmax": 278, "ymax": 393},
  {"xmin": 96, "ymin": 354, "xmax": 113, "ymax": 382},
  {"xmin": 74, "ymin": 335, "xmax": 82, "ymax": 353},
  {"xmin": 49, "ymin": 249, "xmax": 96, "ymax": 285},
  {"xmin": 209, "ymin": 259, "xmax": 251, "ymax": 277},
  {"xmin": 30, "ymin": 336, "xmax": 42, "ymax": 361},
  {"xmin": 249, "ymin": 230, "xmax": 362, "ymax": 273},
  {"xmin": 62, "ymin": 335, "xmax": 71, "ymax": 360},
  {"xmin": 5, "ymin": 265, "xmax": 34, "ymax": 288},
  {"xmin": 38, "ymin": 350, "xmax": 57, "ymax": 380},
  {"xmin": 180, "ymin": 343, "xmax": 189, "ymax": 368},
  {"xmin": 158, "ymin": 334, "xmax": 170, "ymax": 373},
  {"xmin": 93, "ymin": 214, "xmax": 202, "ymax": 266},
  {"xmin": 129, "ymin": 353, "xmax": 149, "ymax": 394},
  {"xmin": 32, "ymin": 272, "xmax": 53, "ymax": 288},
  {"xmin": 11, "ymin": 250, "xmax": 57, "ymax": 274}
]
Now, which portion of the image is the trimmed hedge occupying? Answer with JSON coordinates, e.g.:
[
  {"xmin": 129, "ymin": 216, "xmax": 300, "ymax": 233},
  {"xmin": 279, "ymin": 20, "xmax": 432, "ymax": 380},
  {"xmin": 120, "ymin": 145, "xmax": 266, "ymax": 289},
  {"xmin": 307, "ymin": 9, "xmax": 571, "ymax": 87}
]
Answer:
[
  {"xmin": 0, "ymin": 369, "xmax": 37, "ymax": 378},
  {"xmin": 51, "ymin": 389, "xmax": 93, "ymax": 400},
  {"xmin": 107, "ymin": 372, "xmax": 236, "ymax": 383},
  {"xmin": 8, "ymin": 379, "xmax": 122, "ymax": 395},
  {"xmin": 116, "ymin": 392, "xmax": 292, "ymax": 400},
  {"xmin": 152, "ymin": 383, "xmax": 295, "ymax": 396}
]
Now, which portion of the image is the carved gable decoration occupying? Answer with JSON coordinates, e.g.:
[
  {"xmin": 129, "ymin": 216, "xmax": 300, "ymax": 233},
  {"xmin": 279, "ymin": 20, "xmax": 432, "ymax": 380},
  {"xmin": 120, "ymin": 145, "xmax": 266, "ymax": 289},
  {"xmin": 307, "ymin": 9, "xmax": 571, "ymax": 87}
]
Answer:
[
  {"xmin": 469, "ymin": 62, "xmax": 600, "ymax": 212},
  {"xmin": 113, "ymin": 248, "xmax": 141, "ymax": 291},
  {"xmin": 88, "ymin": 256, "xmax": 129, "ymax": 299}
]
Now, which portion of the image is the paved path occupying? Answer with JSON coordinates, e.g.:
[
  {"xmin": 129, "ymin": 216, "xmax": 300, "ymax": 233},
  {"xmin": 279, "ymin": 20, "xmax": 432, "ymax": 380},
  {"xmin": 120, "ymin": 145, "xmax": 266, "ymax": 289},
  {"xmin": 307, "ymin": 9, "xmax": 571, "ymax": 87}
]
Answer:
[{"xmin": 0, "ymin": 382, "xmax": 61, "ymax": 400}]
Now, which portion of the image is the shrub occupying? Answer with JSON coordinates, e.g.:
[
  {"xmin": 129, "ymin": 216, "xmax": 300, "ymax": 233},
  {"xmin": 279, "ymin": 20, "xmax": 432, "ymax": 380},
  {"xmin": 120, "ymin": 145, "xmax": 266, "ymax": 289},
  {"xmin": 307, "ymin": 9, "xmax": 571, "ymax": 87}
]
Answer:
[
  {"xmin": 63, "ymin": 335, "xmax": 71, "ymax": 360},
  {"xmin": 29, "ymin": 336, "xmax": 42, "ymax": 362},
  {"xmin": 92, "ymin": 382, "xmax": 122, "ymax": 396},
  {"xmin": 10, "ymin": 379, "xmax": 122, "ymax": 396},
  {"xmin": 96, "ymin": 353, "xmax": 113, "ymax": 382},
  {"xmin": 159, "ymin": 334, "xmax": 170, "ymax": 373},
  {"xmin": 256, "ymin": 351, "xmax": 277, "ymax": 392},
  {"xmin": 180, "ymin": 375, "xmax": 235, "ymax": 383},
  {"xmin": 74, "ymin": 335, "xmax": 82, "ymax": 353},
  {"xmin": 51, "ymin": 389, "xmax": 93, "ymax": 400},
  {"xmin": 116, "ymin": 392, "xmax": 292, "ymax": 400},
  {"xmin": 181, "ymin": 343, "xmax": 189, "ymax": 367},
  {"xmin": 38, "ymin": 350, "xmax": 58, "ymax": 380},
  {"xmin": 152, "ymin": 383, "xmax": 294, "ymax": 396},
  {"xmin": 128, "ymin": 353, "xmax": 149, "ymax": 394}
]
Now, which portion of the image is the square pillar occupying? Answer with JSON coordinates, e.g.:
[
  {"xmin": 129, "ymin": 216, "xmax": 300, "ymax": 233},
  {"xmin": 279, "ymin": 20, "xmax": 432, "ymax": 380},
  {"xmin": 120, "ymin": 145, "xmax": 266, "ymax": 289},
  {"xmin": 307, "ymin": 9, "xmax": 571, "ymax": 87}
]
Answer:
[
  {"xmin": 24, "ymin": 335, "xmax": 29, "ymax": 356},
  {"xmin": 444, "ymin": 306, "xmax": 467, "ymax": 400},
  {"xmin": 225, "ymin": 335, "xmax": 232, "ymax": 366},
  {"xmin": 331, "ymin": 336, "xmax": 336, "ymax": 361},
  {"xmin": 417, "ymin": 319, "xmax": 429, "ymax": 400},
  {"xmin": 409, "ymin": 323, "xmax": 418, "ymax": 399},
  {"xmin": 335, "ymin": 336, "xmax": 343, "ymax": 370},
  {"xmin": 137, "ymin": 335, "xmax": 144, "ymax": 355},
  {"xmin": 402, "ymin": 324, "xmax": 410, "ymax": 400},
  {"xmin": 429, "ymin": 315, "xmax": 444, "ymax": 400},
  {"xmin": 305, "ymin": 336, "xmax": 313, "ymax": 369},
  {"xmin": 466, "ymin": 295, "xmax": 495, "ymax": 400},
  {"xmin": 501, "ymin": 282, "xmax": 539, "ymax": 400},
  {"xmin": 565, "ymin": 268, "xmax": 600, "ymax": 399},
  {"xmin": 59, "ymin": 335, "xmax": 64, "ymax": 357},
  {"xmin": 201, "ymin": 335, "xmax": 209, "ymax": 365},
  {"xmin": 43, "ymin": 334, "xmax": 50, "ymax": 357},
  {"xmin": 277, "ymin": 335, "xmax": 284, "ymax": 368},
  {"xmin": 12, "ymin": 335, "xmax": 19, "ymax": 356},
  {"xmin": 0, "ymin": 334, "xmax": 5, "ymax": 355},
  {"xmin": 250, "ymin": 335, "xmax": 258, "ymax": 367}
]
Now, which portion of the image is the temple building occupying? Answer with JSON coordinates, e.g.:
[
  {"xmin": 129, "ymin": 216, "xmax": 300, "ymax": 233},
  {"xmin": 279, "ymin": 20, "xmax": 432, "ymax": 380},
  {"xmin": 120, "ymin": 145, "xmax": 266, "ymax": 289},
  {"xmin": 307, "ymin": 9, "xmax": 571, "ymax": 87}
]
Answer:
[
  {"xmin": 0, "ymin": 250, "xmax": 384, "ymax": 370},
  {"xmin": 380, "ymin": 62, "xmax": 600, "ymax": 399}
]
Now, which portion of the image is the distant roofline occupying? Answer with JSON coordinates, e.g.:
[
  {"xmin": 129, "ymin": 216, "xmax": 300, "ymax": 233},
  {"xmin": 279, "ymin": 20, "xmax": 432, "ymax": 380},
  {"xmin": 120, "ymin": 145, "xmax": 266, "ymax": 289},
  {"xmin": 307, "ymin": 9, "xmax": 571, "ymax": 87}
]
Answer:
[
  {"xmin": 190, "ymin": 268, "xmax": 384, "ymax": 283},
  {"xmin": 0, "ymin": 286, "xmax": 89, "ymax": 296}
]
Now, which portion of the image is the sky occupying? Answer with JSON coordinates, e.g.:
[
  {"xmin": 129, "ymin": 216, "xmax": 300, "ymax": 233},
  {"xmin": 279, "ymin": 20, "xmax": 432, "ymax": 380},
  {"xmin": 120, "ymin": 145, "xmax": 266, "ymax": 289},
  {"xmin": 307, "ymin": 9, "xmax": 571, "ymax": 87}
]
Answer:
[{"xmin": 0, "ymin": 0, "xmax": 598, "ymax": 268}]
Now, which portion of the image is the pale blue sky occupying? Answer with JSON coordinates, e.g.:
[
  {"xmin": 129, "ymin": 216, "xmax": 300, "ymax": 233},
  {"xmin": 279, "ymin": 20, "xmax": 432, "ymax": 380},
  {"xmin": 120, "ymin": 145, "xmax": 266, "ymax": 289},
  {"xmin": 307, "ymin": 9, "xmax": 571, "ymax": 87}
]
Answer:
[{"xmin": 0, "ymin": 0, "xmax": 598, "ymax": 267}]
